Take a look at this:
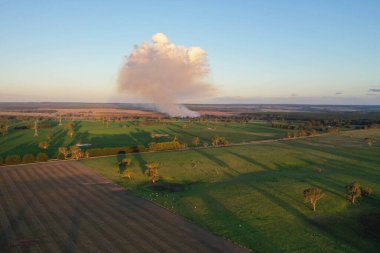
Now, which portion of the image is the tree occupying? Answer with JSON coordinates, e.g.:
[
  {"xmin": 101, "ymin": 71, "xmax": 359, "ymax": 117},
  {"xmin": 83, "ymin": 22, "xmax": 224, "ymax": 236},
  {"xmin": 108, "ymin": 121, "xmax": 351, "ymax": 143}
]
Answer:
[
  {"xmin": 36, "ymin": 153, "xmax": 48, "ymax": 162},
  {"xmin": 346, "ymin": 181, "xmax": 361, "ymax": 204},
  {"xmin": 303, "ymin": 188, "xmax": 325, "ymax": 211},
  {"xmin": 192, "ymin": 137, "xmax": 200, "ymax": 146},
  {"xmin": 70, "ymin": 146, "xmax": 83, "ymax": 160},
  {"xmin": 121, "ymin": 171, "xmax": 133, "ymax": 180},
  {"xmin": 145, "ymin": 162, "xmax": 160, "ymax": 183},
  {"xmin": 22, "ymin": 154, "xmax": 35, "ymax": 163},
  {"xmin": 365, "ymin": 138, "xmax": 375, "ymax": 147},
  {"xmin": 58, "ymin": 147, "xmax": 70, "ymax": 159}
]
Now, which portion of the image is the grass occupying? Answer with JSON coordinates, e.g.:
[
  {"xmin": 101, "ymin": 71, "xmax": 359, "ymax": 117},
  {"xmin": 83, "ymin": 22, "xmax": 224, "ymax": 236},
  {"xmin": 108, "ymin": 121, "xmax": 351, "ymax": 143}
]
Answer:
[
  {"xmin": 81, "ymin": 129, "xmax": 380, "ymax": 253},
  {"xmin": 0, "ymin": 120, "xmax": 287, "ymax": 159}
]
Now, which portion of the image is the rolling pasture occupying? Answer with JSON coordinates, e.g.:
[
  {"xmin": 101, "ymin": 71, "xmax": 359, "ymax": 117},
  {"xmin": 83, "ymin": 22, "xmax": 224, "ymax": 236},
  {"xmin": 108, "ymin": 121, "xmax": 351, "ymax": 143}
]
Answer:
[
  {"xmin": 0, "ymin": 120, "xmax": 288, "ymax": 159},
  {"xmin": 82, "ymin": 129, "xmax": 380, "ymax": 253},
  {"xmin": 0, "ymin": 161, "xmax": 247, "ymax": 253}
]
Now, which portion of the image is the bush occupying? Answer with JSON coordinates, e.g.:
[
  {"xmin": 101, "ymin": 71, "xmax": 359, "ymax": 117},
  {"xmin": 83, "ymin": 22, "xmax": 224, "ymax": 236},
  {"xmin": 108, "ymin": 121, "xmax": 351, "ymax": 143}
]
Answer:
[
  {"xmin": 0, "ymin": 157, "xmax": 3, "ymax": 165},
  {"xmin": 36, "ymin": 153, "xmax": 49, "ymax": 162},
  {"xmin": 22, "ymin": 154, "xmax": 35, "ymax": 163},
  {"xmin": 57, "ymin": 153, "xmax": 66, "ymax": 160},
  {"xmin": 148, "ymin": 141, "xmax": 186, "ymax": 151},
  {"xmin": 5, "ymin": 155, "xmax": 21, "ymax": 165}
]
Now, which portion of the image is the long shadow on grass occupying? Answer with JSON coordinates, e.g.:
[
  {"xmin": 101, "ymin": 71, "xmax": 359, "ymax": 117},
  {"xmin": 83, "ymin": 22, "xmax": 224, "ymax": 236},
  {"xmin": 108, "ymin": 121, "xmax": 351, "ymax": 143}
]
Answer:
[
  {"xmin": 286, "ymin": 140, "xmax": 380, "ymax": 165},
  {"xmin": 132, "ymin": 153, "xmax": 148, "ymax": 174},
  {"xmin": 233, "ymin": 170, "xmax": 378, "ymax": 252},
  {"xmin": 193, "ymin": 149, "xmax": 238, "ymax": 177},
  {"xmin": 226, "ymin": 150, "xmax": 271, "ymax": 171},
  {"xmin": 195, "ymin": 192, "xmax": 279, "ymax": 252}
]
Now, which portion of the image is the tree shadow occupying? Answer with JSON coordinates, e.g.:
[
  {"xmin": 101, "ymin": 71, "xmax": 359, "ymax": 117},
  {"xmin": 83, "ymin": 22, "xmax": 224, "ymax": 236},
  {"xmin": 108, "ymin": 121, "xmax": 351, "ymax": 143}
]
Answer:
[
  {"xmin": 193, "ymin": 149, "xmax": 238, "ymax": 177},
  {"xmin": 226, "ymin": 150, "xmax": 271, "ymax": 171},
  {"xmin": 117, "ymin": 151, "xmax": 127, "ymax": 174}
]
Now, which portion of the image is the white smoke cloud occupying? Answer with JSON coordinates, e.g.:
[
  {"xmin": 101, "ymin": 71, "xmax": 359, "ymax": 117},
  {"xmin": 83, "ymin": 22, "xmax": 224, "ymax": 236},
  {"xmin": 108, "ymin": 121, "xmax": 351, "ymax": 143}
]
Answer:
[{"xmin": 118, "ymin": 33, "xmax": 215, "ymax": 117}]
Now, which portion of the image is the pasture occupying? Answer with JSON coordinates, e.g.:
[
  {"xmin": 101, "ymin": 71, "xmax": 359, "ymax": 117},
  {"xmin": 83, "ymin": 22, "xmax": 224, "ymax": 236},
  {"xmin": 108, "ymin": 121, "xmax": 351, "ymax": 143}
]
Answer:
[
  {"xmin": 0, "ymin": 161, "xmax": 247, "ymax": 252},
  {"xmin": 0, "ymin": 119, "xmax": 288, "ymax": 159},
  {"xmin": 82, "ymin": 129, "xmax": 380, "ymax": 253}
]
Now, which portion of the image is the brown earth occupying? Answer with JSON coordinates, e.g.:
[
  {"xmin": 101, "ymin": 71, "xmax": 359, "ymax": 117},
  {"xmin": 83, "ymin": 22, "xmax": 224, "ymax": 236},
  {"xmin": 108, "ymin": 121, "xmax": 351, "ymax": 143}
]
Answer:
[{"xmin": 0, "ymin": 161, "xmax": 249, "ymax": 253}]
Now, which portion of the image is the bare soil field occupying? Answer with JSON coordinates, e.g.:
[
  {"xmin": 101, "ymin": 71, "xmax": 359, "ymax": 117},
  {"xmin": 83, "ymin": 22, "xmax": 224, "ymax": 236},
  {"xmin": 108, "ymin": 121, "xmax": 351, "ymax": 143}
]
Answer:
[{"xmin": 0, "ymin": 161, "xmax": 248, "ymax": 253}]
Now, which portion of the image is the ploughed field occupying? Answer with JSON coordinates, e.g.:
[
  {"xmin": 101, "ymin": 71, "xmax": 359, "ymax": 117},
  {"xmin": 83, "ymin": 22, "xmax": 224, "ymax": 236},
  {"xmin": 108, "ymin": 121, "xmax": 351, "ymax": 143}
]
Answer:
[
  {"xmin": 0, "ymin": 161, "xmax": 248, "ymax": 253},
  {"xmin": 83, "ymin": 129, "xmax": 380, "ymax": 253},
  {"xmin": 0, "ymin": 120, "xmax": 288, "ymax": 159}
]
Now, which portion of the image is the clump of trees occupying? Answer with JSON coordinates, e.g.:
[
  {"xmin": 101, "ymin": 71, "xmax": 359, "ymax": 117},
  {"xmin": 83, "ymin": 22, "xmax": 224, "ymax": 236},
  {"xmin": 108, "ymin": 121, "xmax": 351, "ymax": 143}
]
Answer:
[
  {"xmin": 303, "ymin": 188, "xmax": 325, "ymax": 211},
  {"xmin": 345, "ymin": 181, "xmax": 373, "ymax": 204},
  {"xmin": 58, "ymin": 146, "xmax": 83, "ymax": 160},
  {"xmin": 145, "ymin": 162, "xmax": 160, "ymax": 183},
  {"xmin": 211, "ymin": 135, "xmax": 229, "ymax": 146}
]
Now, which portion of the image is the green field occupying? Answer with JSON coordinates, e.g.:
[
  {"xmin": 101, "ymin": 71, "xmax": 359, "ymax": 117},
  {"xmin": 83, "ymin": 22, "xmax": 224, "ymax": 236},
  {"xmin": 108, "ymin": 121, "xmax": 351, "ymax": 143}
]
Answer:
[
  {"xmin": 0, "ymin": 120, "xmax": 288, "ymax": 159},
  {"xmin": 82, "ymin": 129, "xmax": 380, "ymax": 253}
]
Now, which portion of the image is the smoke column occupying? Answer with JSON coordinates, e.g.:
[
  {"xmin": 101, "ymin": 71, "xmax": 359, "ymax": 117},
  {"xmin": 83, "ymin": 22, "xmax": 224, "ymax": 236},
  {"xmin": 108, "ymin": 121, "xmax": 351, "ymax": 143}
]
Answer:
[{"xmin": 118, "ymin": 33, "xmax": 214, "ymax": 117}]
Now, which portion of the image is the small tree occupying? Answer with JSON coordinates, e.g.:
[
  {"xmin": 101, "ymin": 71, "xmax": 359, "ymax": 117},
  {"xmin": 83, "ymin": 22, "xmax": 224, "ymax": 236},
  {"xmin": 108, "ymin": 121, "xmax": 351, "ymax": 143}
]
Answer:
[
  {"xmin": 58, "ymin": 147, "xmax": 70, "ymax": 159},
  {"xmin": 5, "ymin": 155, "xmax": 21, "ymax": 165},
  {"xmin": 121, "ymin": 170, "xmax": 134, "ymax": 180},
  {"xmin": 365, "ymin": 138, "xmax": 375, "ymax": 147},
  {"xmin": 145, "ymin": 162, "xmax": 160, "ymax": 183},
  {"xmin": 346, "ymin": 181, "xmax": 361, "ymax": 204},
  {"xmin": 36, "ymin": 153, "xmax": 48, "ymax": 162},
  {"xmin": 70, "ymin": 146, "xmax": 82, "ymax": 160},
  {"xmin": 192, "ymin": 137, "xmax": 200, "ymax": 147},
  {"xmin": 303, "ymin": 188, "xmax": 325, "ymax": 211},
  {"xmin": 22, "ymin": 154, "xmax": 35, "ymax": 163}
]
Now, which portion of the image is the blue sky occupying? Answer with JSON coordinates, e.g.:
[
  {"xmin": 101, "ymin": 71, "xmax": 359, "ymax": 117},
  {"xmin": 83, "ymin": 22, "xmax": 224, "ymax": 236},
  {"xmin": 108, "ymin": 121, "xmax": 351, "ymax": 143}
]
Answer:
[{"xmin": 0, "ymin": 0, "xmax": 379, "ymax": 104}]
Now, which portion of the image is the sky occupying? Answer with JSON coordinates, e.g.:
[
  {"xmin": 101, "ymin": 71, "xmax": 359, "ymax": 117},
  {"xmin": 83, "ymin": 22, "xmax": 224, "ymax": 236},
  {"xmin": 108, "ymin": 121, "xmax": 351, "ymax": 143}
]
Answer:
[{"xmin": 0, "ymin": 0, "xmax": 379, "ymax": 104}]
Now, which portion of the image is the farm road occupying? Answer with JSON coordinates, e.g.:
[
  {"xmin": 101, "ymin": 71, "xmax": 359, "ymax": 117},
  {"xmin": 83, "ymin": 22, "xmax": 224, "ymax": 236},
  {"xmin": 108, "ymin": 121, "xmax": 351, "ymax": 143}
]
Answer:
[{"xmin": 0, "ymin": 161, "xmax": 249, "ymax": 253}]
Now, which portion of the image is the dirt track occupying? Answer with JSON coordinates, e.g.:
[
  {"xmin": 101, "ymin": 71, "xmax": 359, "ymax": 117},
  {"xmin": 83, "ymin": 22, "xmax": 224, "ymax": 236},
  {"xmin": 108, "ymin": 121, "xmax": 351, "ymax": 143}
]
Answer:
[{"xmin": 0, "ymin": 161, "xmax": 249, "ymax": 253}]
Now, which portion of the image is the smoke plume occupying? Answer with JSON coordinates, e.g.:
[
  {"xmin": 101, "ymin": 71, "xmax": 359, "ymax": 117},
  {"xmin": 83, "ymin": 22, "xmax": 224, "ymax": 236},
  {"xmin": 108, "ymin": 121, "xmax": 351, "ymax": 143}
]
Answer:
[{"xmin": 118, "ymin": 33, "xmax": 214, "ymax": 117}]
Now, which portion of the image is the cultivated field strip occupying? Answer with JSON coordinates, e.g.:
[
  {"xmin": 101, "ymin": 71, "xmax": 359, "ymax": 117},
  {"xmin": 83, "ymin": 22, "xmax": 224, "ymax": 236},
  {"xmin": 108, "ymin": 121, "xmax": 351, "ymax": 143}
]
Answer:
[{"xmin": 0, "ymin": 161, "xmax": 249, "ymax": 253}]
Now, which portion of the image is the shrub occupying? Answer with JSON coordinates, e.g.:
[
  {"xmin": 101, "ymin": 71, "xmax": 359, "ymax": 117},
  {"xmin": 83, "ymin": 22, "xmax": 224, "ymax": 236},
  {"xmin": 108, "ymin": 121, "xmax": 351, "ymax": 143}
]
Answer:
[
  {"xmin": 57, "ymin": 153, "xmax": 66, "ymax": 160},
  {"xmin": 148, "ymin": 141, "xmax": 186, "ymax": 151},
  {"xmin": 5, "ymin": 155, "xmax": 21, "ymax": 165},
  {"xmin": 0, "ymin": 157, "xmax": 3, "ymax": 165},
  {"xmin": 36, "ymin": 153, "xmax": 49, "ymax": 162},
  {"xmin": 22, "ymin": 154, "xmax": 35, "ymax": 163}
]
